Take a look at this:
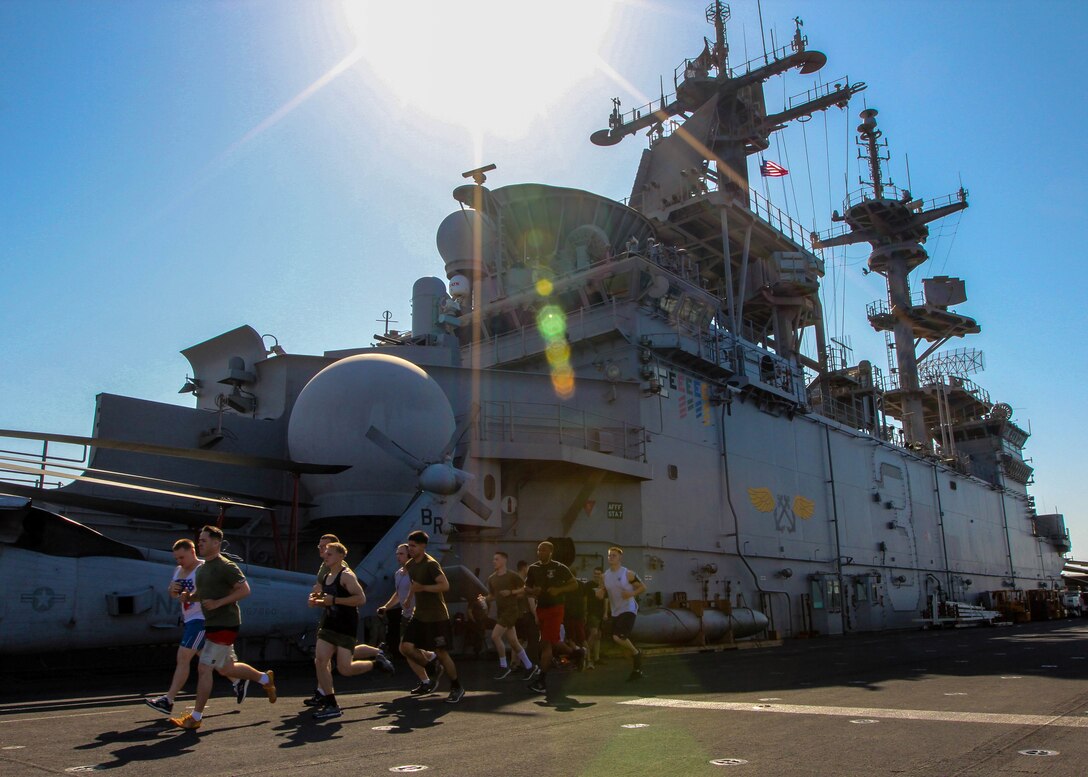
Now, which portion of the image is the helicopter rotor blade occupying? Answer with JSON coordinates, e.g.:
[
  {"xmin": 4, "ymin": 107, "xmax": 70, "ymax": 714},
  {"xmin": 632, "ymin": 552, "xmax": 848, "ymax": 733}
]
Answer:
[
  {"xmin": 439, "ymin": 402, "xmax": 480, "ymax": 462},
  {"xmin": 0, "ymin": 461, "xmax": 272, "ymax": 511},
  {"xmin": 458, "ymin": 490, "xmax": 492, "ymax": 521},
  {"xmin": 0, "ymin": 428, "xmax": 349, "ymax": 475},
  {"xmin": 0, "ymin": 453, "xmax": 308, "ymax": 508},
  {"xmin": 365, "ymin": 426, "xmax": 426, "ymax": 472},
  {"xmin": 0, "ymin": 482, "xmax": 234, "ymax": 529}
]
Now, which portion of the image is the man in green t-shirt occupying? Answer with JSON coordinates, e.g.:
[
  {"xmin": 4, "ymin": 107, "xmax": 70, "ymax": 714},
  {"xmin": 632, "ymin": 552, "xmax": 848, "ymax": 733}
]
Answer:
[
  {"xmin": 479, "ymin": 551, "xmax": 536, "ymax": 680},
  {"xmin": 400, "ymin": 530, "xmax": 466, "ymax": 704},
  {"xmin": 168, "ymin": 526, "xmax": 277, "ymax": 730}
]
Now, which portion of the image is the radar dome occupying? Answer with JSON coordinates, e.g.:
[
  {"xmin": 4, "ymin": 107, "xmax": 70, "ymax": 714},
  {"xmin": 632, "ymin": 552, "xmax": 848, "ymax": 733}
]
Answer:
[
  {"xmin": 287, "ymin": 353, "xmax": 455, "ymax": 518},
  {"xmin": 436, "ymin": 209, "xmax": 498, "ymax": 278}
]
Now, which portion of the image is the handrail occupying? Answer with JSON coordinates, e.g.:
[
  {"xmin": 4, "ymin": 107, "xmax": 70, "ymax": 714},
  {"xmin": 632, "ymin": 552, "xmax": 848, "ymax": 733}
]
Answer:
[{"xmin": 478, "ymin": 400, "xmax": 647, "ymax": 462}]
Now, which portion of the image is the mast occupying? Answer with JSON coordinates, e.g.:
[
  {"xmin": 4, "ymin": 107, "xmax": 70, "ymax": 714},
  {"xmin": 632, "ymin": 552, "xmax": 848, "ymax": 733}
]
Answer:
[
  {"xmin": 591, "ymin": 5, "xmax": 866, "ymax": 387},
  {"xmin": 814, "ymin": 109, "xmax": 972, "ymax": 448}
]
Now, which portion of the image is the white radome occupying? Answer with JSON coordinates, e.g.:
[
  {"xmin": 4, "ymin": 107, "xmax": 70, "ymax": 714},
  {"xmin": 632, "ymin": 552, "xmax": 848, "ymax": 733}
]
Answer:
[
  {"xmin": 287, "ymin": 353, "xmax": 455, "ymax": 517},
  {"xmin": 448, "ymin": 274, "xmax": 470, "ymax": 299}
]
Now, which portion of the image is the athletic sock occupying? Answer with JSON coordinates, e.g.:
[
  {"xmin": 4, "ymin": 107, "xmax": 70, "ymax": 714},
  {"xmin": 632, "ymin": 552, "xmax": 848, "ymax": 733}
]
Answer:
[
  {"xmin": 324, "ymin": 693, "xmax": 337, "ymax": 707},
  {"xmin": 190, "ymin": 710, "xmax": 203, "ymax": 721},
  {"xmin": 451, "ymin": 678, "xmax": 462, "ymax": 689},
  {"xmin": 499, "ymin": 657, "xmax": 508, "ymax": 669},
  {"xmin": 518, "ymin": 649, "xmax": 533, "ymax": 669},
  {"xmin": 259, "ymin": 673, "xmax": 270, "ymax": 685}
]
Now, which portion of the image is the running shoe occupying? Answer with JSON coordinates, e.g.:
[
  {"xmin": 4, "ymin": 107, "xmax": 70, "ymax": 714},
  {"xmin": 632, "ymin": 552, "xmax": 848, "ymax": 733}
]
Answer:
[
  {"xmin": 525, "ymin": 664, "xmax": 541, "ymax": 681},
  {"xmin": 527, "ymin": 678, "xmax": 546, "ymax": 695},
  {"xmin": 445, "ymin": 685, "xmax": 465, "ymax": 704},
  {"xmin": 234, "ymin": 678, "xmax": 250, "ymax": 705},
  {"xmin": 586, "ymin": 661, "xmax": 596, "ymax": 671},
  {"xmin": 168, "ymin": 712, "xmax": 201, "ymax": 730},
  {"xmin": 303, "ymin": 691, "xmax": 324, "ymax": 707},
  {"xmin": 627, "ymin": 669, "xmax": 644, "ymax": 682},
  {"xmin": 493, "ymin": 666, "xmax": 515, "ymax": 680},
  {"xmin": 262, "ymin": 670, "xmax": 277, "ymax": 703},
  {"xmin": 312, "ymin": 703, "xmax": 343, "ymax": 721},
  {"xmin": 144, "ymin": 696, "xmax": 173, "ymax": 715},
  {"xmin": 410, "ymin": 679, "xmax": 436, "ymax": 695},
  {"xmin": 374, "ymin": 652, "xmax": 395, "ymax": 675}
]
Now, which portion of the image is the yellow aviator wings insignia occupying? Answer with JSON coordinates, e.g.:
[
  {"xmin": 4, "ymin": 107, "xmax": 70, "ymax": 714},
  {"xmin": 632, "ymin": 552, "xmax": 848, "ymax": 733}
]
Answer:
[
  {"xmin": 748, "ymin": 487, "xmax": 774, "ymax": 513},
  {"xmin": 793, "ymin": 495, "xmax": 815, "ymax": 519}
]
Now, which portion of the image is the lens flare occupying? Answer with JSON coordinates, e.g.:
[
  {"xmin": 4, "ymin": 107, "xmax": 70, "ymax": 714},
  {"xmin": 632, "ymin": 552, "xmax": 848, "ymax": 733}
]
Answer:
[
  {"xmin": 535, "ymin": 278, "xmax": 554, "ymax": 296},
  {"xmin": 536, "ymin": 301, "xmax": 575, "ymax": 399},
  {"xmin": 552, "ymin": 372, "xmax": 575, "ymax": 399},
  {"xmin": 536, "ymin": 306, "xmax": 567, "ymax": 339},
  {"xmin": 546, "ymin": 341, "xmax": 571, "ymax": 365}
]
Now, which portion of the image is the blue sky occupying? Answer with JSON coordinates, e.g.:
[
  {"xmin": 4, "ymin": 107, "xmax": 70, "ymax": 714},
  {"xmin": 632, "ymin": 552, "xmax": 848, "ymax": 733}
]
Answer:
[{"xmin": 1, "ymin": 1, "xmax": 1084, "ymax": 553}]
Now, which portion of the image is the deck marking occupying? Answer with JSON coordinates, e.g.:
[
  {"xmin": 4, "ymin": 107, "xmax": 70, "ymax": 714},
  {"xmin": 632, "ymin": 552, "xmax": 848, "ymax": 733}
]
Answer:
[
  {"xmin": 709, "ymin": 758, "xmax": 748, "ymax": 766},
  {"xmin": 620, "ymin": 698, "xmax": 1088, "ymax": 728}
]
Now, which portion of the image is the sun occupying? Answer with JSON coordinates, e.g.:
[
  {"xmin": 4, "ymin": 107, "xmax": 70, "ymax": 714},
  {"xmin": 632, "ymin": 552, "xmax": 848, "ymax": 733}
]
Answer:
[{"xmin": 340, "ymin": 0, "xmax": 615, "ymax": 138}]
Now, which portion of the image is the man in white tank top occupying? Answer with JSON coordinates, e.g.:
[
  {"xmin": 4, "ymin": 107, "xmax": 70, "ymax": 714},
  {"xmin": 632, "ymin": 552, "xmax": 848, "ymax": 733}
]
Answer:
[
  {"xmin": 599, "ymin": 546, "xmax": 646, "ymax": 681},
  {"xmin": 144, "ymin": 538, "xmax": 205, "ymax": 714}
]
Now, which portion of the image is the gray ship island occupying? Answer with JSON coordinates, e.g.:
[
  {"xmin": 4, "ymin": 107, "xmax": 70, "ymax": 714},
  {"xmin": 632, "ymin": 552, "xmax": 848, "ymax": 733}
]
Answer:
[{"xmin": 0, "ymin": 3, "xmax": 1072, "ymax": 657}]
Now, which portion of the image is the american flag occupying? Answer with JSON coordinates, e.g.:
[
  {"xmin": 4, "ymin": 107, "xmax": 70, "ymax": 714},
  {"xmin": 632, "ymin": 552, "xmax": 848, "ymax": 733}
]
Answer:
[{"xmin": 760, "ymin": 159, "xmax": 789, "ymax": 177}]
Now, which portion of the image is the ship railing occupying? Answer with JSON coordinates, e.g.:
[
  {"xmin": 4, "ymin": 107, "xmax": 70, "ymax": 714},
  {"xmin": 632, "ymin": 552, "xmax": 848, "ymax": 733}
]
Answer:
[
  {"xmin": 815, "ymin": 395, "xmax": 877, "ymax": 435},
  {"xmin": 747, "ymin": 185, "xmax": 812, "ymax": 249},
  {"xmin": 787, "ymin": 77, "xmax": 855, "ymax": 111},
  {"xmin": 841, "ymin": 184, "xmax": 908, "ymax": 211},
  {"xmin": 624, "ymin": 38, "xmax": 808, "ymax": 129},
  {"xmin": 726, "ymin": 39, "xmax": 807, "ymax": 80},
  {"xmin": 866, "ymin": 293, "xmax": 927, "ymax": 318},
  {"xmin": 612, "ymin": 93, "xmax": 676, "ymax": 132},
  {"xmin": 621, "ymin": 166, "xmax": 813, "ymax": 251},
  {"xmin": 473, "ymin": 298, "xmax": 634, "ymax": 366},
  {"xmin": 478, "ymin": 400, "xmax": 648, "ymax": 463},
  {"xmin": 839, "ymin": 186, "xmax": 967, "ymax": 215},
  {"xmin": 885, "ymin": 372, "xmax": 992, "ymax": 409},
  {"xmin": 0, "ymin": 441, "xmax": 86, "ymax": 489}
]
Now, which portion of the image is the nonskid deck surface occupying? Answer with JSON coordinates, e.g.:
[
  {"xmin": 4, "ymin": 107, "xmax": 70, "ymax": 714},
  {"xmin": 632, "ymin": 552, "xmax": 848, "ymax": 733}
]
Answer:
[{"xmin": 2, "ymin": 621, "xmax": 1086, "ymax": 776}]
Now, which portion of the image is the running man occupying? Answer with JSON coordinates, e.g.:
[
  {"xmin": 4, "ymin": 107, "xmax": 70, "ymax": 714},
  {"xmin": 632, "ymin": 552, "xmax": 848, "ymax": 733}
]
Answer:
[
  {"xmin": 524, "ymin": 541, "xmax": 584, "ymax": 695},
  {"xmin": 479, "ymin": 551, "xmax": 535, "ymax": 679},
  {"xmin": 585, "ymin": 566, "xmax": 606, "ymax": 669},
  {"xmin": 303, "ymin": 533, "xmax": 340, "ymax": 708},
  {"xmin": 145, "ymin": 538, "xmax": 204, "ymax": 714},
  {"xmin": 309, "ymin": 542, "xmax": 394, "ymax": 721},
  {"xmin": 599, "ymin": 546, "xmax": 646, "ymax": 680},
  {"xmin": 399, "ymin": 530, "xmax": 465, "ymax": 703},
  {"xmin": 168, "ymin": 526, "xmax": 276, "ymax": 730},
  {"xmin": 302, "ymin": 535, "xmax": 389, "ymax": 707},
  {"xmin": 377, "ymin": 543, "xmax": 441, "ymax": 691}
]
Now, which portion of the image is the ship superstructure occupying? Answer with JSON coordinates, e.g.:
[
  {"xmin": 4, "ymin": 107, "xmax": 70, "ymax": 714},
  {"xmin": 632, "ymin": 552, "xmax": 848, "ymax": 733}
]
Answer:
[{"xmin": 0, "ymin": 3, "xmax": 1069, "ymax": 648}]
